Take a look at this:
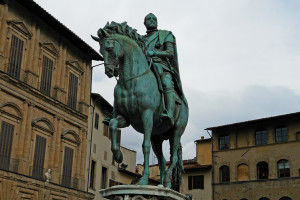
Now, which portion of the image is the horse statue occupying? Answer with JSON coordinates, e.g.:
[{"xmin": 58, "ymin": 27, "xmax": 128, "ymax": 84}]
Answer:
[{"xmin": 92, "ymin": 22, "xmax": 189, "ymax": 189}]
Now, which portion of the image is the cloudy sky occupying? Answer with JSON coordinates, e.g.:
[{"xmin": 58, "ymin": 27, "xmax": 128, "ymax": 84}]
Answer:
[{"xmin": 34, "ymin": 0, "xmax": 300, "ymax": 163}]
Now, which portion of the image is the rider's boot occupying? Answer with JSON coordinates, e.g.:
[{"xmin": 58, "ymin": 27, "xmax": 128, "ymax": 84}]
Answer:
[{"xmin": 161, "ymin": 89, "xmax": 175, "ymax": 126}]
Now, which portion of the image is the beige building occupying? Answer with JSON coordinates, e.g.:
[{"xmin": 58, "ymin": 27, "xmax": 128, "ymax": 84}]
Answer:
[
  {"xmin": 87, "ymin": 93, "xmax": 140, "ymax": 200},
  {"xmin": 0, "ymin": 0, "xmax": 101, "ymax": 199},
  {"xmin": 207, "ymin": 112, "xmax": 300, "ymax": 200},
  {"xmin": 137, "ymin": 136, "xmax": 212, "ymax": 200}
]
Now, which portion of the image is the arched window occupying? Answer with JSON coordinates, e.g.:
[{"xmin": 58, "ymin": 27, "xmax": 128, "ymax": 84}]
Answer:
[
  {"xmin": 257, "ymin": 161, "xmax": 268, "ymax": 179},
  {"xmin": 277, "ymin": 159, "xmax": 290, "ymax": 178},
  {"xmin": 219, "ymin": 165, "xmax": 230, "ymax": 183},
  {"xmin": 237, "ymin": 163, "xmax": 249, "ymax": 181},
  {"xmin": 259, "ymin": 198, "xmax": 270, "ymax": 200},
  {"xmin": 279, "ymin": 197, "xmax": 292, "ymax": 200}
]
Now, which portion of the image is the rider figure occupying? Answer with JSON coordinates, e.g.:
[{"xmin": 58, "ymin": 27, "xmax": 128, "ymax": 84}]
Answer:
[{"xmin": 144, "ymin": 13, "xmax": 186, "ymax": 126}]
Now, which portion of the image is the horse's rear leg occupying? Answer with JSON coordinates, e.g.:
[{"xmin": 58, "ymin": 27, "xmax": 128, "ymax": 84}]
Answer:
[
  {"xmin": 138, "ymin": 109, "xmax": 153, "ymax": 185},
  {"xmin": 164, "ymin": 128, "xmax": 184, "ymax": 188},
  {"xmin": 151, "ymin": 137, "xmax": 166, "ymax": 185},
  {"xmin": 109, "ymin": 115, "xmax": 129, "ymax": 163}
]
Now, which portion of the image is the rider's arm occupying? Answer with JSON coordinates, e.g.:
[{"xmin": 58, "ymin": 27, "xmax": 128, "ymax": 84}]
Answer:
[{"xmin": 153, "ymin": 42, "xmax": 174, "ymax": 58}]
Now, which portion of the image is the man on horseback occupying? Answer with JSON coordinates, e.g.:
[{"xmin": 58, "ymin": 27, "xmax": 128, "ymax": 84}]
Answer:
[{"xmin": 144, "ymin": 13, "xmax": 187, "ymax": 126}]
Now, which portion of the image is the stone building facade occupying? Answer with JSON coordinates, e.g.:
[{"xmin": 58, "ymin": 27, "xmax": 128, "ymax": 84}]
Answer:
[
  {"xmin": 87, "ymin": 93, "xmax": 139, "ymax": 200},
  {"xmin": 0, "ymin": 0, "xmax": 101, "ymax": 199},
  {"xmin": 207, "ymin": 112, "xmax": 300, "ymax": 200}
]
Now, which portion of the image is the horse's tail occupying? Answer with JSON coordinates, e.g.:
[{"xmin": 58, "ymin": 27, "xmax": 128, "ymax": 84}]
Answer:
[{"xmin": 171, "ymin": 142, "xmax": 184, "ymax": 191}]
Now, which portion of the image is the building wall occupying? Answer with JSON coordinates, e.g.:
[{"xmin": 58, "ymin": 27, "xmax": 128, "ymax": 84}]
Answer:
[
  {"xmin": 0, "ymin": 1, "xmax": 94, "ymax": 199},
  {"xmin": 196, "ymin": 139, "xmax": 212, "ymax": 166},
  {"xmin": 181, "ymin": 170, "xmax": 212, "ymax": 200},
  {"xmin": 87, "ymin": 96, "xmax": 137, "ymax": 200},
  {"xmin": 211, "ymin": 117, "xmax": 300, "ymax": 200}
]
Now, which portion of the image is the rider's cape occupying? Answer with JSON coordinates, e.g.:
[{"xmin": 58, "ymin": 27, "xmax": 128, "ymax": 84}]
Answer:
[{"xmin": 154, "ymin": 30, "xmax": 188, "ymax": 107}]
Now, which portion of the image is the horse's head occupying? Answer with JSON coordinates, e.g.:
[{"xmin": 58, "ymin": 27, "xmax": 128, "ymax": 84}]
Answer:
[{"xmin": 92, "ymin": 28, "xmax": 123, "ymax": 78}]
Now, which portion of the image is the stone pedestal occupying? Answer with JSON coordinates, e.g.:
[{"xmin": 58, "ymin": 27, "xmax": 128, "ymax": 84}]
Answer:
[{"xmin": 100, "ymin": 185, "xmax": 188, "ymax": 200}]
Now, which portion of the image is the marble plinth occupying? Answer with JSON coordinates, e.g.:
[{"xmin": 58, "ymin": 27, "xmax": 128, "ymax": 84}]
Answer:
[{"xmin": 100, "ymin": 185, "xmax": 188, "ymax": 200}]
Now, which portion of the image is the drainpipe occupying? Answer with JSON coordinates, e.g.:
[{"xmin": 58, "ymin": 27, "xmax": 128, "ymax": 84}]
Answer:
[{"xmin": 86, "ymin": 62, "xmax": 104, "ymax": 192}]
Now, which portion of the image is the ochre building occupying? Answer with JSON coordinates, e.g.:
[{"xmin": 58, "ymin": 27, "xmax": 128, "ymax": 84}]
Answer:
[
  {"xmin": 0, "ymin": 0, "xmax": 101, "ymax": 199},
  {"xmin": 207, "ymin": 112, "xmax": 300, "ymax": 200}
]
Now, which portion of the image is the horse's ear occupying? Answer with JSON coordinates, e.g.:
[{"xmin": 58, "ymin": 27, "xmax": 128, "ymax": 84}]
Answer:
[{"xmin": 91, "ymin": 35, "xmax": 99, "ymax": 41}]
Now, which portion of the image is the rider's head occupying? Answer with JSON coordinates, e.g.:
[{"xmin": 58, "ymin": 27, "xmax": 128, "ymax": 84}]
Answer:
[{"xmin": 144, "ymin": 13, "xmax": 157, "ymax": 31}]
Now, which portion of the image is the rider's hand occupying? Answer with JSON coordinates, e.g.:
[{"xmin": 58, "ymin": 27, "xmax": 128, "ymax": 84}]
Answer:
[{"xmin": 146, "ymin": 50, "xmax": 155, "ymax": 57}]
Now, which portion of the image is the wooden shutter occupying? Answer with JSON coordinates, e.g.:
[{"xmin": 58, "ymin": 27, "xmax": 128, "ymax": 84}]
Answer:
[
  {"xmin": 61, "ymin": 146, "xmax": 74, "ymax": 187},
  {"xmin": 188, "ymin": 176, "xmax": 192, "ymax": 190},
  {"xmin": 32, "ymin": 135, "xmax": 46, "ymax": 180},
  {"xmin": 117, "ymin": 130, "xmax": 121, "ymax": 145},
  {"xmin": 8, "ymin": 35, "xmax": 24, "ymax": 79},
  {"xmin": 94, "ymin": 113, "xmax": 99, "ymax": 129},
  {"xmin": 0, "ymin": 121, "xmax": 14, "ymax": 170},
  {"xmin": 40, "ymin": 55, "xmax": 54, "ymax": 96},
  {"xmin": 67, "ymin": 73, "xmax": 78, "ymax": 110}
]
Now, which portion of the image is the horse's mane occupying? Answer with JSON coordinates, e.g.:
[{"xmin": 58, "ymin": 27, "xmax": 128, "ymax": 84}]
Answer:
[{"xmin": 102, "ymin": 21, "xmax": 145, "ymax": 51}]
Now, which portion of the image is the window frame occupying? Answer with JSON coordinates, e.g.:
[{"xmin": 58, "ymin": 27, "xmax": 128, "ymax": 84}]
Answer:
[
  {"xmin": 219, "ymin": 135, "xmax": 230, "ymax": 150},
  {"xmin": 255, "ymin": 130, "xmax": 267, "ymax": 145},
  {"xmin": 188, "ymin": 175, "xmax": 204, "ymax": 190},
  {"xmin": 277, "ymin": 159, "xmax": 290, "ymax": 178},
  {"xmin": 275, "ymin": 127, "xmax": 288, "ymax": 143},
  {"xmin": 219, "ymin": 165, "xmax": 230, "ymax": 183},
  {"xmin": 257, "ymin": 161, "xmax": 269, "ymax": 180}
]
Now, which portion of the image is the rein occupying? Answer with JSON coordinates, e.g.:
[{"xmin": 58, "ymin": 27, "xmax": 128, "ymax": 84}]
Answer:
[{"xmin": 117, "ymin": 58, "xmax": 152, "ymax": 83}]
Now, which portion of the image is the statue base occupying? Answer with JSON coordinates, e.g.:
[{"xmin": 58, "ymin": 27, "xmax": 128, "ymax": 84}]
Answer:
[{"xmin": 100, "ymin": 185, "xmax": 187, "ymax": 200}]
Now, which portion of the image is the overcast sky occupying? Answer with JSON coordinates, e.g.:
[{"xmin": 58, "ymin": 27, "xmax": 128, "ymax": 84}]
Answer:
[{"xmin": 34, "ymin": 0, "xmax": 300, "ymax": 164}]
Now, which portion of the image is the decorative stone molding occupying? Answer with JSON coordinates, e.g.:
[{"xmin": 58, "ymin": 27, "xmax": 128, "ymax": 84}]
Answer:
[
  {"xmin": 100, "ymin": 185, "xmax": 188, "ymax": 200},
  {"xmin": 32, "ymin": 117, "xmax": 55, "ymax": 134},
  {"xmin": 66, "ymin": 60, "xmax": 84, "ymax": 75},
  {"xmin": 0, "ymin": 102, "xmax": 23, "ymax": 121},
  {"xmin": 39, "ymin": 42, "xmax": 59, "ymax": 57},
  {"xmin": 6, "ymin": 20, "xmax": 32, "ymax": 39},
  {"xmin": 53, "ymin": 86, "xmax": 66, "ymax": 102},
  {"xmin": 61, "ymin": 130, "xmax": 81, "ymax": 145},
  {"xmin": 24, "ymin": 70, "xmax": 39, "ymax": 88}
]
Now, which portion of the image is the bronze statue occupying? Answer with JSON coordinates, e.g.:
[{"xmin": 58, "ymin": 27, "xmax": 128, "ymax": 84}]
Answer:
[{"xmin": 92, "ymin": 14, "xmax": 189, "ymax": 189}]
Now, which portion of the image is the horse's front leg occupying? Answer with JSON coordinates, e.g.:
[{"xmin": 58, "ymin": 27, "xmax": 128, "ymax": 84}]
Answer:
[
  {"xmin": 138, "ymin": 109, "xmax": 154, "ymax": 185},
  {"xmin": 110, "ymin": 115, "xmax": 129, "ymax": 163}
]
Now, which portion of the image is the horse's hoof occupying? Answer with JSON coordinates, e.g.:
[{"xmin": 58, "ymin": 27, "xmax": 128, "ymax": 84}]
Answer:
[
  {"xmin": 137, "ymin": 175, "xmax": 149, "ymax": 185},
  {"xmin": 113, "ymin": 150, "xmax": 123, "ymax": 163}
]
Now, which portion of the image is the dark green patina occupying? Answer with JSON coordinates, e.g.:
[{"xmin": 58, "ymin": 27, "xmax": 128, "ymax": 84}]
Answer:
[{"xmin": 92, "ymin": 14, "xmax": 189, "ymax": 189}]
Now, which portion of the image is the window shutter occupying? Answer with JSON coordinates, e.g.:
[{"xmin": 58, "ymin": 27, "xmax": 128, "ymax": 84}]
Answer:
[
  {"xmin": 0, "ymin": 121, "xmax": 14, "ymax": 170},
  {"xmin": 32, "ymin": 135, "xmax": 46, "ymax": 180},
  {"xmin": 61, "ymin": 146, "xmax": 74, "ymax": 187},
  {"xmin": 188, "ymin": 176, "xmax": 192, "ymax": 190},
  {"xmin": 117, "ymin": 129, "xmax": 121, "ymax": 145},
  {"xmin": 40, "ymin": 55, "xmax": 53, "ymax": 96},
  {"xmin": 94, "ymin": 113, "xmax": 99, "ymax": 129},
  {"xmin": 67, "ymin": 73, "xmax": 78, "ymax": 109},
  {"xmin": 8, "ymin": 35, "xmax": 24, "ymax": 79}
]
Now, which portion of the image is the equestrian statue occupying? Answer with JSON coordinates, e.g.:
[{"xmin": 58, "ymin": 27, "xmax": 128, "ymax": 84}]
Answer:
[{"xmin": 92, "ymin": 13, "xmax": 189, "ymax": 190}]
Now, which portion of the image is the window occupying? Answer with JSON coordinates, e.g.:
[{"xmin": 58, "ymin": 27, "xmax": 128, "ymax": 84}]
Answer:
[
  {"xmin": 188, "ymin": 175, "xmax": 204, "ymax": 190},
  {"xmin": 219, "ymin": 165, "xmax": 230, "ymax": 183},
  {"xmin": 0, "ymin": 121, "xmax": 14, "ymax": 170},
  {"xmin": 32, "ymin": 135, "xmax": 46, "ymax": 180},
  {"xmin": 40, "ymin": 55, "xmax": 54, "ymax": 96},
  {"xmin": 259, "ymin": 198, "xmax": 270, "ymax": 200},
  {"xmin": 67, "ymin": 73, "xmax": 78, "ymax": 110},
  {"xmin": 61, "ymin": 146, "xmax": 74, "ymax": 187},
  {"xmin": 94, "ymin": 113, "xmax": 99, "ymax": 129},
  {"xmin": 103, "ymin": 124, "xmax": 109, "ymax": 137},
  {"xmin": 255, "ymin": 130, "xmax": 267, "ymax": 145},
  {"xmin": 277, "ymin": 159, "xmax": 290, "ymax": 178},
  {"xmin": 89, "ymin": 160, "xmax": 96, "ymax": 189},
  {"xmin": 8, "ymin": 35, "xmax": 24, "ymax": 79},
  {"xmin": 237, "ymin": 164, "xmax": 249, "ymax": 181},
  {"xmin": 275, "ymin": 127, "xmax": 288, "ymax": 143},
  {"xmin": 219, "ymin": 135, "xmax": 229, "ymax": 150},
  {"xmin": 257, "ymin": 161, "xmax": 268, "ymax": 179},
  {"xmin": 296, "ymin": 132, "xmax": 300, "ymax": 141},
  {"xmin": 101, "ymin": 167, "xmax": 107, "ymax": 189}
]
